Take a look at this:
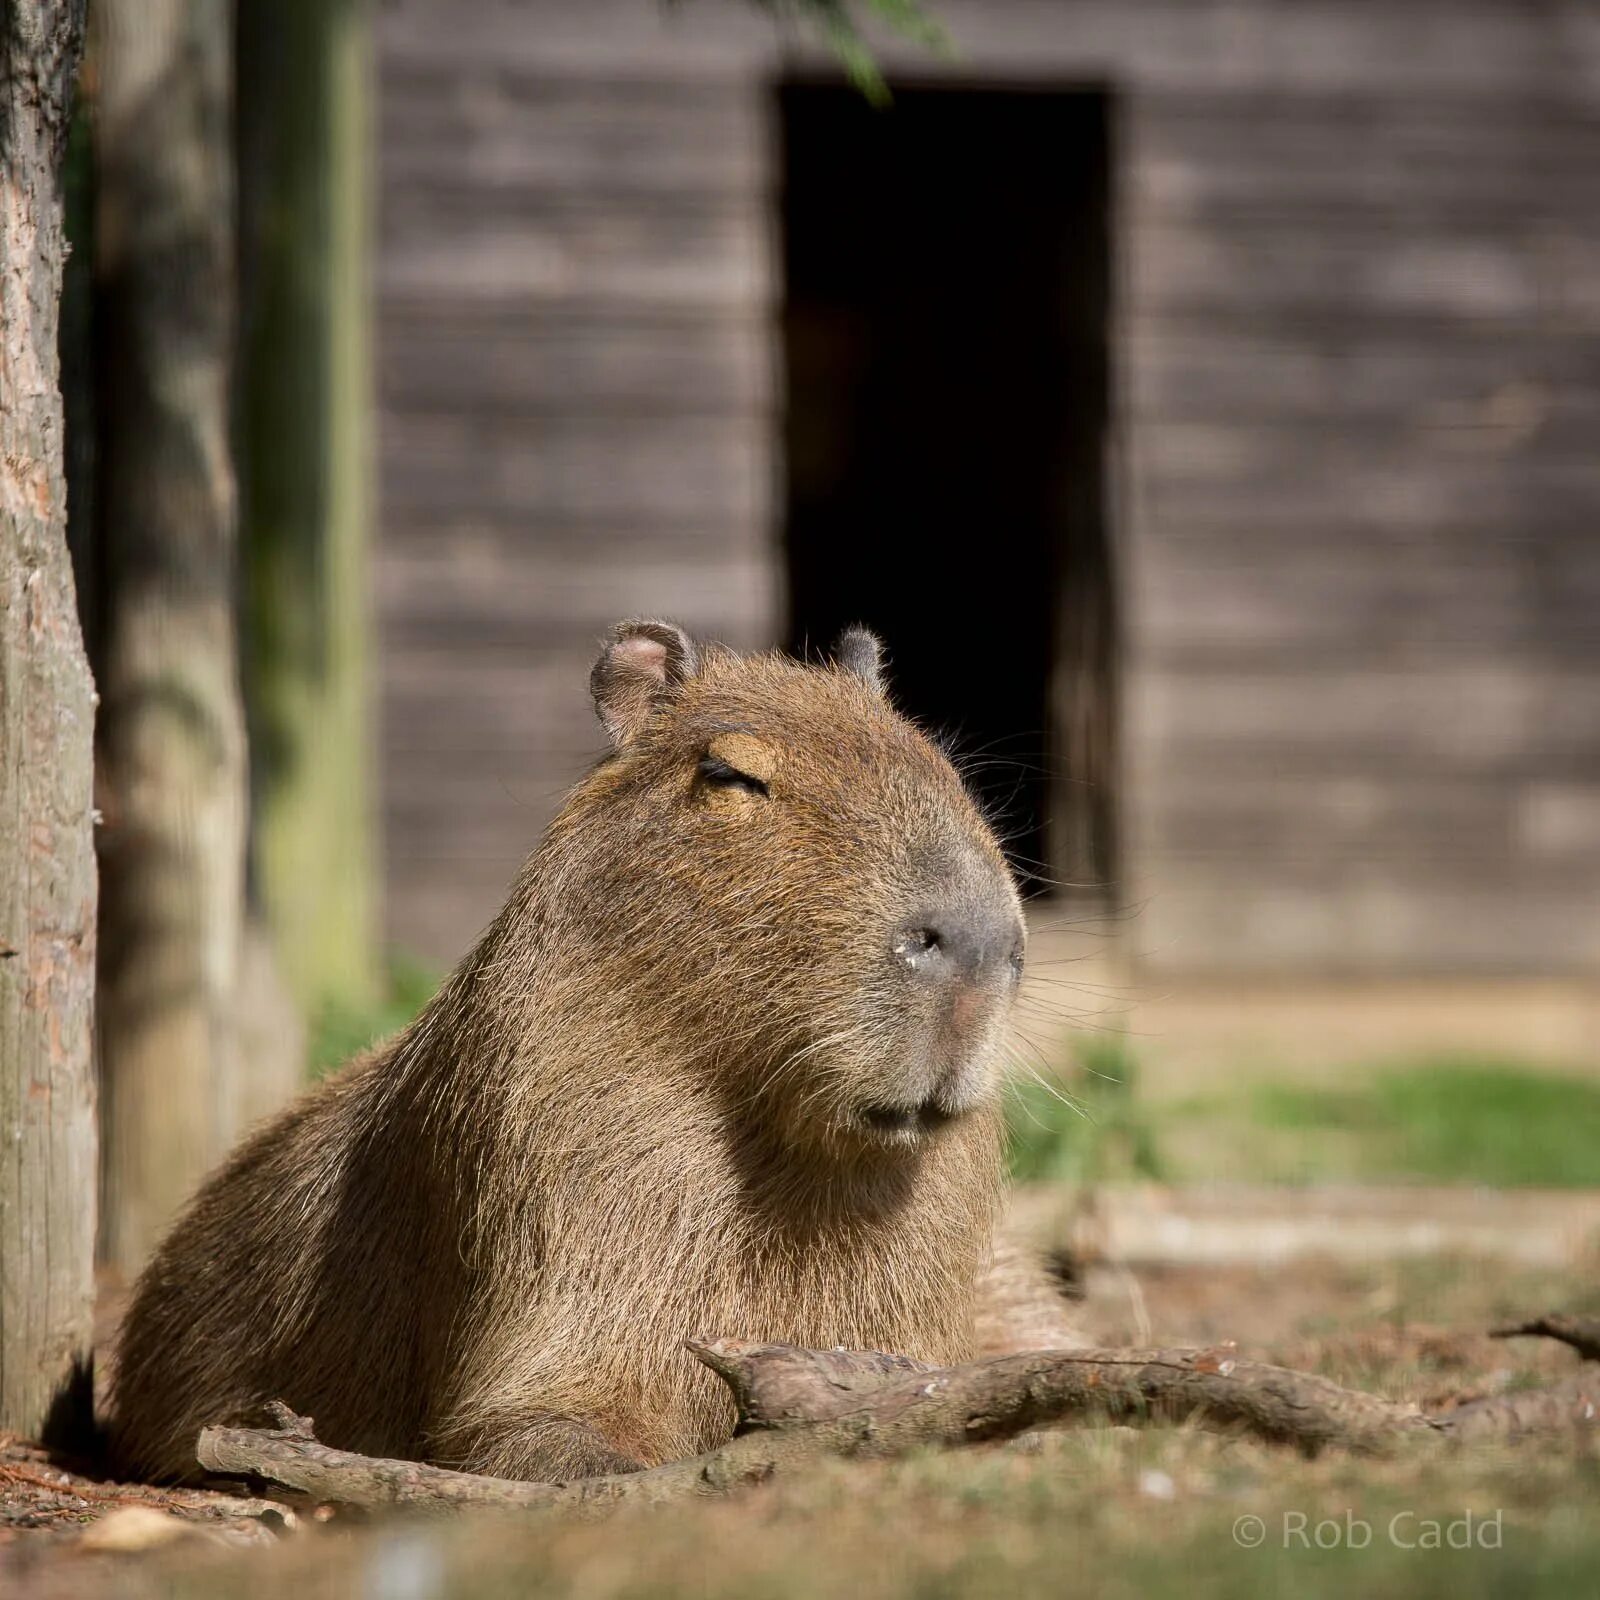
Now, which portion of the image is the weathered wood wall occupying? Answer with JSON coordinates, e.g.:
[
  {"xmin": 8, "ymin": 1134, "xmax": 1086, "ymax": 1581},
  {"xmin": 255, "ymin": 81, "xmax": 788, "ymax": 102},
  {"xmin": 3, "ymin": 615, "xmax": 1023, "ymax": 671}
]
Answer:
[
  {"xmin": 1123, "ymin": 87, "xmax": 1600, "ymax": 973},
  {"xmin": 375, "ymin": 0, "xmax": 1600, "ymax": 976},
  {"xmin": 376, "ymin": 12, "xmax": 778, "ymax": 955}
]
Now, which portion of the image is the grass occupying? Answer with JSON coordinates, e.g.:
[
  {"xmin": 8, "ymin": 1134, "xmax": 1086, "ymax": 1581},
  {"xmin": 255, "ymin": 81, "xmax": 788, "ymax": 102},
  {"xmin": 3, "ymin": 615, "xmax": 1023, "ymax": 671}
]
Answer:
[
  {"xmin": 1006, "ymin": 1037, "xmax": 1165, "ymax": 1186},
  {"xmin": 1010, "ymin": 1047, "xmax": 1600, "ymax": 1190},
  {"xmin": 1248, "ymin": 1061, "xmax": 1600, "ymax": 1188}
]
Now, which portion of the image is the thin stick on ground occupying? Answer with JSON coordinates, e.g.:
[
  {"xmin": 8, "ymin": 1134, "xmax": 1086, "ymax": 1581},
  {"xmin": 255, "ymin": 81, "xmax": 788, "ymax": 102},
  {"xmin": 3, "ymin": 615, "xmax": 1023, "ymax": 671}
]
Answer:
[{"xmin": 1491, "ymin": 1314, "xmax": 1600, "ymax": 1364}]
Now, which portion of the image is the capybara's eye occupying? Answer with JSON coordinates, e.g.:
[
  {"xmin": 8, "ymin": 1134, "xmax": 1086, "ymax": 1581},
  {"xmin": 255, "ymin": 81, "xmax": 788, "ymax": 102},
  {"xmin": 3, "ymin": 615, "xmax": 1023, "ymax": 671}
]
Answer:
[{"xmin": 697, "ymin": 754, "xmax": 769, "ymax": 798}]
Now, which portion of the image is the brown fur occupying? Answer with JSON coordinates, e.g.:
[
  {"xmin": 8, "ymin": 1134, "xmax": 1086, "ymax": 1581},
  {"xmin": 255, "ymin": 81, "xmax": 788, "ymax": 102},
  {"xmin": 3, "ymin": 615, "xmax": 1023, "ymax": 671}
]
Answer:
[{"xmin": 109, "ymin": 627, "xmax": 1061, "ymax": 1483}]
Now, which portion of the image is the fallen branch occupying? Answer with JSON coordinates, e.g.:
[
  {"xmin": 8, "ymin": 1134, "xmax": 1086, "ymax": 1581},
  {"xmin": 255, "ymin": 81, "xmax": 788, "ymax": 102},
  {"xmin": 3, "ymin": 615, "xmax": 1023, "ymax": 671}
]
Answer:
[
  {"xmin": 1491, "ymin": 1314, "xmax": 1600, "ymax": 1363},
  {"xmin": 687, "ymin": 1340, "xmax": 937, "ymax": 1426},
  {"xmin": 196, "ymin": 1327, "xmax": 1600, "ymax": 1516},
  {"xmin": 197, "ymin": 1393, "xmax": 973, "ymax": 1519},
  {"xmin": 198, "ymin": 1402, "xmax": 569, "ymax": 1513},
  {"xmin": 197, "ymin": 1342, "xmax": 1424, "ymax": 1514},
  {"xmin": 1433, "ymin": 1372, "xmax": 1600, "ymax": 1442},
  {"xmin": 690, "ymin": 1339, "xmax": 1431, "ymax": 1453}
]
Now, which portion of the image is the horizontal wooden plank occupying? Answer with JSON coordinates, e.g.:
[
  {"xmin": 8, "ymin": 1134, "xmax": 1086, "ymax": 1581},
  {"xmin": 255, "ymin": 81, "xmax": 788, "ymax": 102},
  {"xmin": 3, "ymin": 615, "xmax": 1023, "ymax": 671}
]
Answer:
[
  {"xmin": 382, "ymin": 744, "xmax": 599, "ymax": 792},
  {"xmin": 377, "ymin": 651, "xmax": 607, "ymax": 946},
  {"xmin": 384, "ymin": 875, "xmax": 523, "ymax": 967},
  {"xmin": 377, "ymin": 544, "xmax": 774, "ymax": 654},
  {"xmin": 378, "ymin": 513, "xmax": 769, "ymax": 567},
  {"xmin": 1134, "ymin": 88, "xmax": 1600, "ymax": 148},
  {"xmin": 1128, "ymin": 216, "xmax": 1600, "ymax": 324},
  {"xmin": 1125, "ymin": 514, "xmax": 1600, "ymax": 569},
  {"xmin": 1124, "ymin": 664, "xmax": 1600, "ymax": 778},
  {"xmin": 1134, "ymin": 772, "xmax": 1525, "ymax": 864},
  {"xmin": 1130, "ymin": 526, "xmax": 1600, "ymax": 660},
  {"xmin": 1128, "ymin": 94, "xmax": 1600, "ymax": 219},
  {"xmin": 374, "ymin": 517, "xmax": 774, "ymax": 658},
  {"xmin": 380, "ymin": 310, "xmax": 772, "ymax": 415},
  {"xmin": 1141, "ymin": 417, "xmax": 1600, "ymax": 478},
  {"xmin": 379, "ymin": 0, "xmax": 778, "ymax": 78},
  {"xmin": 1515, "ymin": 782, "xmax": 1600, "ymax": 861},
  {"xmin": 1131, "ymin": 185, "xmax": 1600, "ymax": 238},
  {"xmin": 379, "ymin": 197, "xmax": 769, "ymax": 310},
  {"xmin": 380, "ymin": 651, "xmax": 595, "ymax": 725},
  {"xmin": 380, "ymin": 761, "xmax": 597, "ymax": 827},
  {"xmin": 379, "ymin": 70, "xmax": 765, "ymax": 194},
  {"xmin": 1126, "ymin": 324, "xmax": 1600, "ymax": 425},
  {"xmin": 1130, "ymin": 867, "xmax": 1600, "ymax": 977},
  {"xmin": 378, "ymin": 412, "xmax": 770, "ymax": 523},
  {"xmin": 1134, "ymin": 429, "xmax": 1600, "ymax": 533}
]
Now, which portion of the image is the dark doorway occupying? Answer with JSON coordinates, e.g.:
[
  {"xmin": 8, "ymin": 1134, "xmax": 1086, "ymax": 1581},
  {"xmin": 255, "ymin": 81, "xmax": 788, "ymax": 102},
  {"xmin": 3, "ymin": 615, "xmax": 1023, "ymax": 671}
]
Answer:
[{"xmin": 778, "ymin": 82, "xmax": 1116, "ymax": 897}]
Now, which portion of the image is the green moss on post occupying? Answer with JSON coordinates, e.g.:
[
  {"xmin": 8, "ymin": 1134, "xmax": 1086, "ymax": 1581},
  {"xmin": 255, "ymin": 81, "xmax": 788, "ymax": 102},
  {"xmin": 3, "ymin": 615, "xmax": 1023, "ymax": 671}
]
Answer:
[{"xmin": 238, "ymin": 0, "xmax": 377, "ymax": 1016}]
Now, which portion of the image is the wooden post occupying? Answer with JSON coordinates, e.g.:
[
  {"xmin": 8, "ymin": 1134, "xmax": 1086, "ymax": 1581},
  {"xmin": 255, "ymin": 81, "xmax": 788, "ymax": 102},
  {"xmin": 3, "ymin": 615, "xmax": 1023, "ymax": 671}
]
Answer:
[
  {"xmin": 238, "ymin": 0, "xmax": 378, "ymax": 1020},
  {"xmin": 93, "ymin": 0, "xmax": 248, "ymax": 1273},
  {"xmin": 0, "ymin": 0, "xmax": 98, "ymax": 1443}
]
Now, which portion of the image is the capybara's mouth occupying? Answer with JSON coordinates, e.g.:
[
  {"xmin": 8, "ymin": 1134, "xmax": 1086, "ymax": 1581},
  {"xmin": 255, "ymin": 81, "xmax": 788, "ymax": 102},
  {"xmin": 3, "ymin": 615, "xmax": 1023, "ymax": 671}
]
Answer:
[{"xmin": 858, "ymin": 1099, "xmax": 958, "ymax": 1141}]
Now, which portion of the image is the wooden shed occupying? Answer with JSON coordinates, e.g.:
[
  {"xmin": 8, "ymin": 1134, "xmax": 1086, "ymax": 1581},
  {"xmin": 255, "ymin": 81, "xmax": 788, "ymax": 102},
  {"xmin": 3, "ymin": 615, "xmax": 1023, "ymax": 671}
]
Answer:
[{"xmin": 373, "ymin": 0, "xmax": 1600, "ymax": 1013}]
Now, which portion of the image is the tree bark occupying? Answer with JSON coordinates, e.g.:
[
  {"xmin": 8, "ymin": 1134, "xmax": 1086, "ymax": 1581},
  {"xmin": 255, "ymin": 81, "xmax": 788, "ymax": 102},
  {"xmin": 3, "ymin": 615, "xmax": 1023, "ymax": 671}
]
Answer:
[
  {"xmin": 237, "ymin": 0, "xmax": 377, "ymax": 1022},
  {"xmin": 92, "ymin": 0, "xmax": 247, "ymax": 1273},
  {"xmin": 0, "ymin": 0, "xmax": 98, "ymax": 1444}
]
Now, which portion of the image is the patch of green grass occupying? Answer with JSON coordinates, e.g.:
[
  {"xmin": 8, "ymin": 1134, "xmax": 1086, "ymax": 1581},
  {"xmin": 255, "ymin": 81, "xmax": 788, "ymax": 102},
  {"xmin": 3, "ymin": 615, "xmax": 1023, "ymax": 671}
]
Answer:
[
  {"xmin": 1007, "ymin": 1038, "xmax": 1164, "ymax": 1186},
  {"xmin": 1250, "ymin": 1059, "xmax": 1600, "ymax": 1188},
  {"xmin": 308, "ymin": 954, "xmax": 441, "ymax": 1079}
]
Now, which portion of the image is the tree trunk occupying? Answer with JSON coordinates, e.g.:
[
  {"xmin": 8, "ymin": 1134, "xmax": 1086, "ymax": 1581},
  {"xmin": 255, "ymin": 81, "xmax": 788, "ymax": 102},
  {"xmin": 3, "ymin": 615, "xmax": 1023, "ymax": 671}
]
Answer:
[
  {"xmin": 92, "ymin": 0, "xmax": 247, "ymax": 1274},
  {"xmin": 0, "ymin": 0, "xmax": 98, "ymax": 1444},
  {"xmin": 237, "ymin": 0, "xmax": 377, "ymax": 1021}
]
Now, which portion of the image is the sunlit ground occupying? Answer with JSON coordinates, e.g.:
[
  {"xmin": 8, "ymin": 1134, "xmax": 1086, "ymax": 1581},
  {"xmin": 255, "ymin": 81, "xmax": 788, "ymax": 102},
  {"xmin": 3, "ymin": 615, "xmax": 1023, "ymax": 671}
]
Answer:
[{"xmin": 26, "ymin": 1254, "xmax": 1598, "ymax": 1600}]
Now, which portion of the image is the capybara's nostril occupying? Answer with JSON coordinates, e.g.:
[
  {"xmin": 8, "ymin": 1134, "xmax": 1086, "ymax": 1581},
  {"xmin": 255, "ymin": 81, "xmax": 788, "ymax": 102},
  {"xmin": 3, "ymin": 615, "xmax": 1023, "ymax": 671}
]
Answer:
[
  {"xmin": 892, "ymin": 925, "xmax": 944, "ymax": 971},
  {"xmin": 894, "ymin": 905, "xmax": 1022, "ymax": 985}
]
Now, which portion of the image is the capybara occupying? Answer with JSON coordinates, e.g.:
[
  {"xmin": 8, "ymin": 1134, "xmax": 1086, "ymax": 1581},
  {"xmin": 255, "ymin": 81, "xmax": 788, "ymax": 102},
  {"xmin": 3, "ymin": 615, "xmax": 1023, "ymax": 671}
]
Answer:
[{"xmin": 109, "ymin": 620, "xmax": 1072, "ymax": 1483}]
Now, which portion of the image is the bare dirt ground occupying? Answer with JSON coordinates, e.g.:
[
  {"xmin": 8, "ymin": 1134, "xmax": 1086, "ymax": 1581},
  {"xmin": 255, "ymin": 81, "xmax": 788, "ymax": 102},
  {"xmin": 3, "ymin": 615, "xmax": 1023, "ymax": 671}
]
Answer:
[{"xmin": 0, "ymin": 1436, "xmax": 297, "ymax": 1547}]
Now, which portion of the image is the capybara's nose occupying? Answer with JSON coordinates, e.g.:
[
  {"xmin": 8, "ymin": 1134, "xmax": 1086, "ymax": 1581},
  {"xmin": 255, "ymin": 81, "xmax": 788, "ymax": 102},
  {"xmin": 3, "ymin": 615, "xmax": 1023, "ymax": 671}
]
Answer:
[{"xmin": 893, "ymin": 901, "xmax": 1023, "ymax": 987}]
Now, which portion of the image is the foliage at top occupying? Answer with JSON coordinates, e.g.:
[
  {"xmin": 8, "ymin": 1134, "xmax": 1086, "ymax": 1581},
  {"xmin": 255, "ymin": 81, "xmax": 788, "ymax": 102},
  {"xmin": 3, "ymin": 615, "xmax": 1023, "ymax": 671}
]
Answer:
[{"xmin": 689, "ymin": 0, "xmax": 952, "ymax": 101}]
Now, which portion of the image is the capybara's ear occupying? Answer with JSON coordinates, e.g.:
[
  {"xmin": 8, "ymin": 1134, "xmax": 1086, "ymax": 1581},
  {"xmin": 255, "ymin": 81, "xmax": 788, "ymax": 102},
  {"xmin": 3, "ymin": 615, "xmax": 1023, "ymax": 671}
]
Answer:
[
  {"xmin": 591, "ymin": 619, "xmax": 702, "ymax": 748},
  {"xmin": 832, "ymin": 625, "xmax": 885, "ymax": 695}
]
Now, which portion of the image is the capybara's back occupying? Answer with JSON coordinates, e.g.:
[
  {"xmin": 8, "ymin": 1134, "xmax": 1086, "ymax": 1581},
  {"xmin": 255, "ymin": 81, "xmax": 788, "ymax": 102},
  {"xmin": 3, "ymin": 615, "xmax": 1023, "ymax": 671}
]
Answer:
[
  {"xmin": 109, "ymin": 1055, "xmax": 452, "ymax": 1480},
  {"xmin": 110, "ymin": 621, "xmax": 1044, "ymax": 1482}
]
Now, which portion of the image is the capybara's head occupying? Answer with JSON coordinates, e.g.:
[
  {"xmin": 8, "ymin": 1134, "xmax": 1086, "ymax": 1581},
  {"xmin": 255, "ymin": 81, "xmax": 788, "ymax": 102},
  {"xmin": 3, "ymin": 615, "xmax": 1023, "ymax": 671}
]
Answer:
[{"xmin": 545, "ymin": 619, "xmax": 1024, "ymax": 1160}]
